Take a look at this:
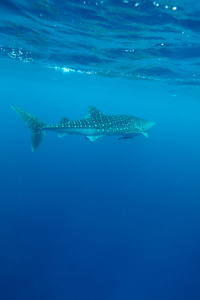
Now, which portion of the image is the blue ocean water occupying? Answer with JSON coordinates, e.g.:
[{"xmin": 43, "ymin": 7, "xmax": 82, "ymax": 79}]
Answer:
[{"xmin": 0, "ymin": 1, "xmax": 200, "ymax": 299}]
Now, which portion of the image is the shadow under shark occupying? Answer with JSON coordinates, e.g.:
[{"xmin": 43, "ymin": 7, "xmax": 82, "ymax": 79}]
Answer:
[{"xmin": 11, "ymin": 105, "xmax": 156, "ymax": 152}]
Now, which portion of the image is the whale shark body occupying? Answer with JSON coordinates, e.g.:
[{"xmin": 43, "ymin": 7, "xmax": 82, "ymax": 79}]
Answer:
[{"xmin": 12, "ymin": 105, "xmax": 156, "ymax": 151}]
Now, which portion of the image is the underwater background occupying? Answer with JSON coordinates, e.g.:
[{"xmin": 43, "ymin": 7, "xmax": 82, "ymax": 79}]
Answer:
[{"xmin": 0, "ymin": 1, "xmax": 200, "ymax": 299}]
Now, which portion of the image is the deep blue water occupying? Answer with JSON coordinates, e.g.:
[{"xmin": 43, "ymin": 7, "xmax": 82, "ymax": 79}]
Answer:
[{"xmin": 1, "ymin": 1, "xmax": 200, "ymax": 300}]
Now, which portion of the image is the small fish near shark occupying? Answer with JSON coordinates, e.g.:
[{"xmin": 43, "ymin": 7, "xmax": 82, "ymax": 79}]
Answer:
[{"xmin": 11, "ymin": 105, "xmax": 156, "ymax": 152}]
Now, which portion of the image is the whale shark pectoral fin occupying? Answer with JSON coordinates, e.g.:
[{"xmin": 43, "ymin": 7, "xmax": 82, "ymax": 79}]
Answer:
[
  {"xmin": 141, "ymin": 132, "xmax": 149, "ymax": 138},
  {"xmin": 58, "ymin": 133, "xmax": 67, "ymax": 138},
  {"xmin": 86, "ymin": 135, "xmax": 102, "ymax": 141}
]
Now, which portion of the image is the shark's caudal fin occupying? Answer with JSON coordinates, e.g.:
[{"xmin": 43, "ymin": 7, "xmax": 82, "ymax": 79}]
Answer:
[{"xmin": 11, "ymin": 105, "xmax": 46, "ymax": 152}]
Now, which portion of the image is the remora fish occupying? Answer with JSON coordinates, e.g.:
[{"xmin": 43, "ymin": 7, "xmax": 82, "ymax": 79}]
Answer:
[{"xmin": 11, "ymin": 105, "xmax": 156, "ymax": 151}]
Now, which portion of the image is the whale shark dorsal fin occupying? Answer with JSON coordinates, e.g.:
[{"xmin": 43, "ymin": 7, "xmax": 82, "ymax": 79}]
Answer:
[
  {"xmin": 85, "ymin": 106, "xmax": 104, "ymax": 119},
  {"xmin": 60, "ymin": 117, "xmax": 69, "ymax": 124}
]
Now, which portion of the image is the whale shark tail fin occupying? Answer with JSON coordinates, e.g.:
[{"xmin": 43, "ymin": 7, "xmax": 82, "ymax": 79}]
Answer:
[{"xmin": 11, "ymin": 105, "xmax": 46, "ymax": 152}]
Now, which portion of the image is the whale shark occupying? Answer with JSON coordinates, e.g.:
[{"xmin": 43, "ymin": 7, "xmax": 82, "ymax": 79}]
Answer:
[{"xmin": 11, "ymin": 105, "xmax": 156, "ymax": 151}]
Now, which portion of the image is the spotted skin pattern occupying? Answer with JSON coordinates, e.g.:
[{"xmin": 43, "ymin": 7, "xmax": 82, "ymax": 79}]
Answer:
[{"xmin": 12, "ymin": 105, "xmax": 155, "ymax": 151}]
